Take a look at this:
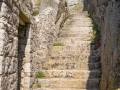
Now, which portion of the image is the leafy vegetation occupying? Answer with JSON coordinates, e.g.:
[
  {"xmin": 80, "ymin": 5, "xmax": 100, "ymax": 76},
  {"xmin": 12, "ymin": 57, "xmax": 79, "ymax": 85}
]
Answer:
[
  {"xmin": 33, "ymin": 10, "xmax": 39, "ymax": 16},
  {"xmin": 86, "ymin": 14, "xmax": 91, "ymax": 18},
  {"xmin": 88, "ymin": 22, "xmax": 100, "ymax": 46},
  {"xmin": 53, "ymin": 42, "xmax": 65, "ymax": 46},
  {"xmin": 36, "ymin": 72, "xmax": 45, "ymax": 78},
  {"xmin": 68, "ymin": 14, "xmax": 74, "ymax": 19},
  {"xmin": 33, "ymin": 84, "xmax": 41, "ymax": 88},
  {"xmin": 33, "ymin": 0, "xmax": 42, "ymax": 16},
  {"xmin": 43, "ymin": 67, "xmax": 49, "ymax": 70}
]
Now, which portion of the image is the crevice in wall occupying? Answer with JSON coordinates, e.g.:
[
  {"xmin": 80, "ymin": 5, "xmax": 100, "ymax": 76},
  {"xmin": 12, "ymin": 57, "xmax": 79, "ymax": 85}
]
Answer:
[{"xmin": 18, "ymin": 22, "xmax": 30, "ymax": 90}]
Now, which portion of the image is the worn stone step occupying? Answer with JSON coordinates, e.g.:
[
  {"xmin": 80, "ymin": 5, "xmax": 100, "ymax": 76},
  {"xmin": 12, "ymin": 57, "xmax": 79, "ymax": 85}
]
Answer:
[
  {"xmin": 47, "ymin": 56, "xmax": 101, "ymax": 63},
  {"xmin": 41, "ymin": 70, "xmax": 101, "ymax": 79},
  {"xmin": 70, "ymin": 16, "xmax": 91, "ymax": 19},
  {"xmin": 65, "ymin": 21, "xmax": 92, "ymax": 25},
  {"xmin": 58, "ymin": 36, "xmax": 91, "ymax": 43},
  {"xmin": 64, "ymin": 24, "xmax": 92, "ymax": 27},
  {"xmin": 57, "ymin": 39, "xmax": 91, "ymax": 45},
  {"xmin": 62, "ymin": 27, "xmax": 92, "ymax": 31},
  {"xmin": 37, "ymin": 78, "xmax": 100, "ymax": 89},
  {"xmin": 51, "ymin": 46, "xmax": 91, "ymax": 56},
  {"xmin": 43, "ymin": 62, "xmax": 101, "ymax": 70},
  {"xmin": 64, "ymin": 21, "xmax": 92, "ymax": 26},
  {"xmin": 50, "ymin": 51, "xmax": 90, "ymax": 57},
  {"xmin": 34, "ymin": 88, "xmax": 99, "ymax": 90},
  {"xmin": 59, "ymin": 33, "xmax": 92, "ymax": 38},
  {"xmin": 60, "ymin": 29, "xmax": 92, "ymax": 34},
  {"xmin": 52, "ymin": 44, "xmax": 90, "ymax": 51}
]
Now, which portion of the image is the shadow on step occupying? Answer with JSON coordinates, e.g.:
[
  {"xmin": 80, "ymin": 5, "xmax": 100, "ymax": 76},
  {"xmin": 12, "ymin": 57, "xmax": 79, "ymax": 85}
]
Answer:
[{"xmin": 85, "ymin": 44, "xmax": 101, "ymax": 89}]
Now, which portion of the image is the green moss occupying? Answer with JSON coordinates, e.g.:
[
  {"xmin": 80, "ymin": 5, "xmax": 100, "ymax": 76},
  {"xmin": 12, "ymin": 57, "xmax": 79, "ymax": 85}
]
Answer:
[
  {"xmin": 53, "ymin": 42, "xmax": 65, "ymax": 46},
  {"xmin": 36, "ymin": 72, "xmax": 45, "ymax": 78}
]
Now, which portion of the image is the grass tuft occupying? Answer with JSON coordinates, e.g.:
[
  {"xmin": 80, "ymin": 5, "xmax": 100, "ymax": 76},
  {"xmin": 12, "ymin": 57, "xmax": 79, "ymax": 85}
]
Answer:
[
  {"xmin": 36, "ymin": 72, "xmax": 45, "ymax": 78},
  {"xmin": 33, "ymin": 84, "xmax": 41, "ymax": 88},
  {"xmin": 53, "ymin": 42, "xmax": 64, "ymax": 46}
]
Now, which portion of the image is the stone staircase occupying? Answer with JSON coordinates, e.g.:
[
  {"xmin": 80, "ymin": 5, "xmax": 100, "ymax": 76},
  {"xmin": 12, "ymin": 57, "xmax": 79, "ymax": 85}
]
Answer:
[{"xmin": 34, "ymin": 10, "xmax": 101, "ymax": 90}]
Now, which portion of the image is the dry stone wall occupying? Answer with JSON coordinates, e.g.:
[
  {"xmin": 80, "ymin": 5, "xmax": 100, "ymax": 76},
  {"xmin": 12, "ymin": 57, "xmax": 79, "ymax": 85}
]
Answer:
[
  {"xmin": 0, "ymin": 0, "xmax": 68, "ymax": 90},
  {"xmin": 85, "ymin": 0, "xmax": 120, "ymax": 90}
]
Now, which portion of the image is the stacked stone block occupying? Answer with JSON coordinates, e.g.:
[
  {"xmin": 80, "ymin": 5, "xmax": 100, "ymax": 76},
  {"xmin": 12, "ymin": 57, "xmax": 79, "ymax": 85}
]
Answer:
[{"xmin": 85, "ymin": 0, "xmax": 120, "ymax": 89}]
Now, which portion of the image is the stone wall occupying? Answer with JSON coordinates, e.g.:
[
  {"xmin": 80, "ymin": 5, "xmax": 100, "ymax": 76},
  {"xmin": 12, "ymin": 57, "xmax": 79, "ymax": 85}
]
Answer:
[
  {"xmin": 84, "ymin": 0, "xmax": 120, "ymax": 90},
  {"xmin": 0, "ymin": 0, "xmax": 68, "ymax": 90}
]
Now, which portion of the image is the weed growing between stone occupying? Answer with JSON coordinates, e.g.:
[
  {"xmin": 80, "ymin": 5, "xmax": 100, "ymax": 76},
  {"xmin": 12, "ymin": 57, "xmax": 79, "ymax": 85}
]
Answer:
[
  {"xmin": 88, "ymin": 23, "xmax": 100, "ymax": 42},
  {"xmin": 53, "ymin": 42, "xmax": 64, "ymax": 46},
  {"xmin": 36, "ymin": 72, "xmax": 45, "ymax": 78},
  {"xmin": 33, "ymin": 10, "xmax": 39, "ymax": 16},
  {"xmin": 33, "ymin": 0, "xmax": 42, "ymax": 16},
  {"xmin": 33, "ymin": 84, "xmax": 41, "ymax": 88},
  {"xmin": 68, "ymin": 14, "xmax": 74, "ymax": 19},
  {"xmin": 43, "ymin": 67, "xmax": 49, "ymax": 70}
]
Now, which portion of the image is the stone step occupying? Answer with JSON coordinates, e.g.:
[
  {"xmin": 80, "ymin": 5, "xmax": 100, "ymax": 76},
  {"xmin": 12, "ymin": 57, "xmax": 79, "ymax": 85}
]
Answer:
[
  {"xmin": 65, "ymin": 20, "xmax": 92, "ymax": 23},
  {"xmin": 63, "ymin": 24, "xmax": 92, "ymax": 27},
  {"xmin": 37, "ymin": 78, "xmax": 100, "ymax": 89},
  {"xmin": 41, "ymin": 70, "xmax": 101, "ymax": 79},
  {"xmin": 57, "ymin": 38, "xmax": 91, "ymax": 44},
  {"xmin": 50, "ymin": 51, "xmax": 90, "ymax": 57},
  {"xmin": 62, "ymin": 26, "xmax": 92, "ymax": 30},
  {"xmin": 60, "ymin": 29, "xmax": 92, "ymax": 34},
  {"xmin": 34, "ymin": 88, "xmax": 99, "ymax": 90},
  {"xmin": 59, "ymin": 34, "xmax": 92, "ymax": 39},
  {"xmin": 51, "ymin": 47, "xmax": 91, "ymax": 57},
  {"xmin": 52, "ymin": 43, "xmax": 90, "ymax": 50},
  {"xmin": 71, "ymin": 16, "xmax": 91, "ymax": 19},
  {"xmin": 47, "ymin": 56, "xmax": 101, "ymax": 63},
  {"xmin": 64, "ymin": 21, "xmax": 92, "ymax": 26},
  {"xmin": 43, "ymin": 62, "xmax": 101, "ymax": 70},
  {"xmin": 59, "ymin": 30, "xmax": 92, "ymax": 36}
]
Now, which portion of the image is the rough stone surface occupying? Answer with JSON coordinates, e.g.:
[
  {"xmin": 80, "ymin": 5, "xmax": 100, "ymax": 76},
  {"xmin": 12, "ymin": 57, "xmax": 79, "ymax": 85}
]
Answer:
[
  {"xmin": 85, "ymin": 0, "xmax": 120, "ymax": 90},
  {"xmin": 34, "ymin": 5, "xmax": 101, "ymax": 89},
  {"xmin": 0, "ymin": 0, "xmax": 68, "ymax": 90}
]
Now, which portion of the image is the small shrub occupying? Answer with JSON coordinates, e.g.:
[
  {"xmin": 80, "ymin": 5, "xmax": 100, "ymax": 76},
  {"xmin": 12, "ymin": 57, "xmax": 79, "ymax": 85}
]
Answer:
[
  {"xmin": 33, "ymin": 10, "xmax": 39, "ymax": 16},
  {"xmin": 68, "ymin": 14, "xmax": 74, "ymax": 19},
  {"xmin": 86, "ymin": 14, "xmax": 91, "ymax": 18},
  {"xmin": 36, "ymin": 72, "xmax": 45, "ymax": 78},
  {"xmin": 33, "ymin": 84, "xmax": 41, "ymax": 88},
  {"xmin": 36, "ymin": 84, "xmax": 41, "ymax": 88},
  {"xmin": 53, "ymin": 42, "xmax": 64, "ymax": 46},
  {"xmin": 43, "ymin": 67, "xmax": 49, "ymax": 70}
]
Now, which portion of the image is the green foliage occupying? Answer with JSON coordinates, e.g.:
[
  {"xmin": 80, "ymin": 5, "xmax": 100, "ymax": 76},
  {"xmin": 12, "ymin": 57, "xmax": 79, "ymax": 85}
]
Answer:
[
  {"xmin": 86, "ymin": 14, "xmax": 91, "ymax": 18},
  {"xmin": 33, "ymin": 10, "xmax": 39, "ymax": 16},
  {"xmin": 36, "ymin": 84, "xmax": 41, "ymax": 88},
  {"xmin": 68, "ymin": 14, "xmax": 74, "ymax": 19},
  {"xmin": 42, "ymin": 66, "xmax": 49, "ymax": 70},
  {"xmin": 36, "ymin": 72, "xmax": 45, "ymax": 78},
  {"xmin": 88, "ymin": 23, "xmax": 100, "ymax": 42},
  {"xmin": 53, "ymin": 42, "xmax": 64, "ymax": 46},
  {"xmin": 44, "ymin": 67, "xmax": 49, "ymax": 70},
  {"xmin": 33, "ymin": 0, "xmax": 42, "ymax": 16},
  {"xmin": 36, "ymin": 0, "xmax": 42, "ymax": 6},
  {"xmin": 33, "ymin": 84, "xmax": 41, "ymax": 88}
]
